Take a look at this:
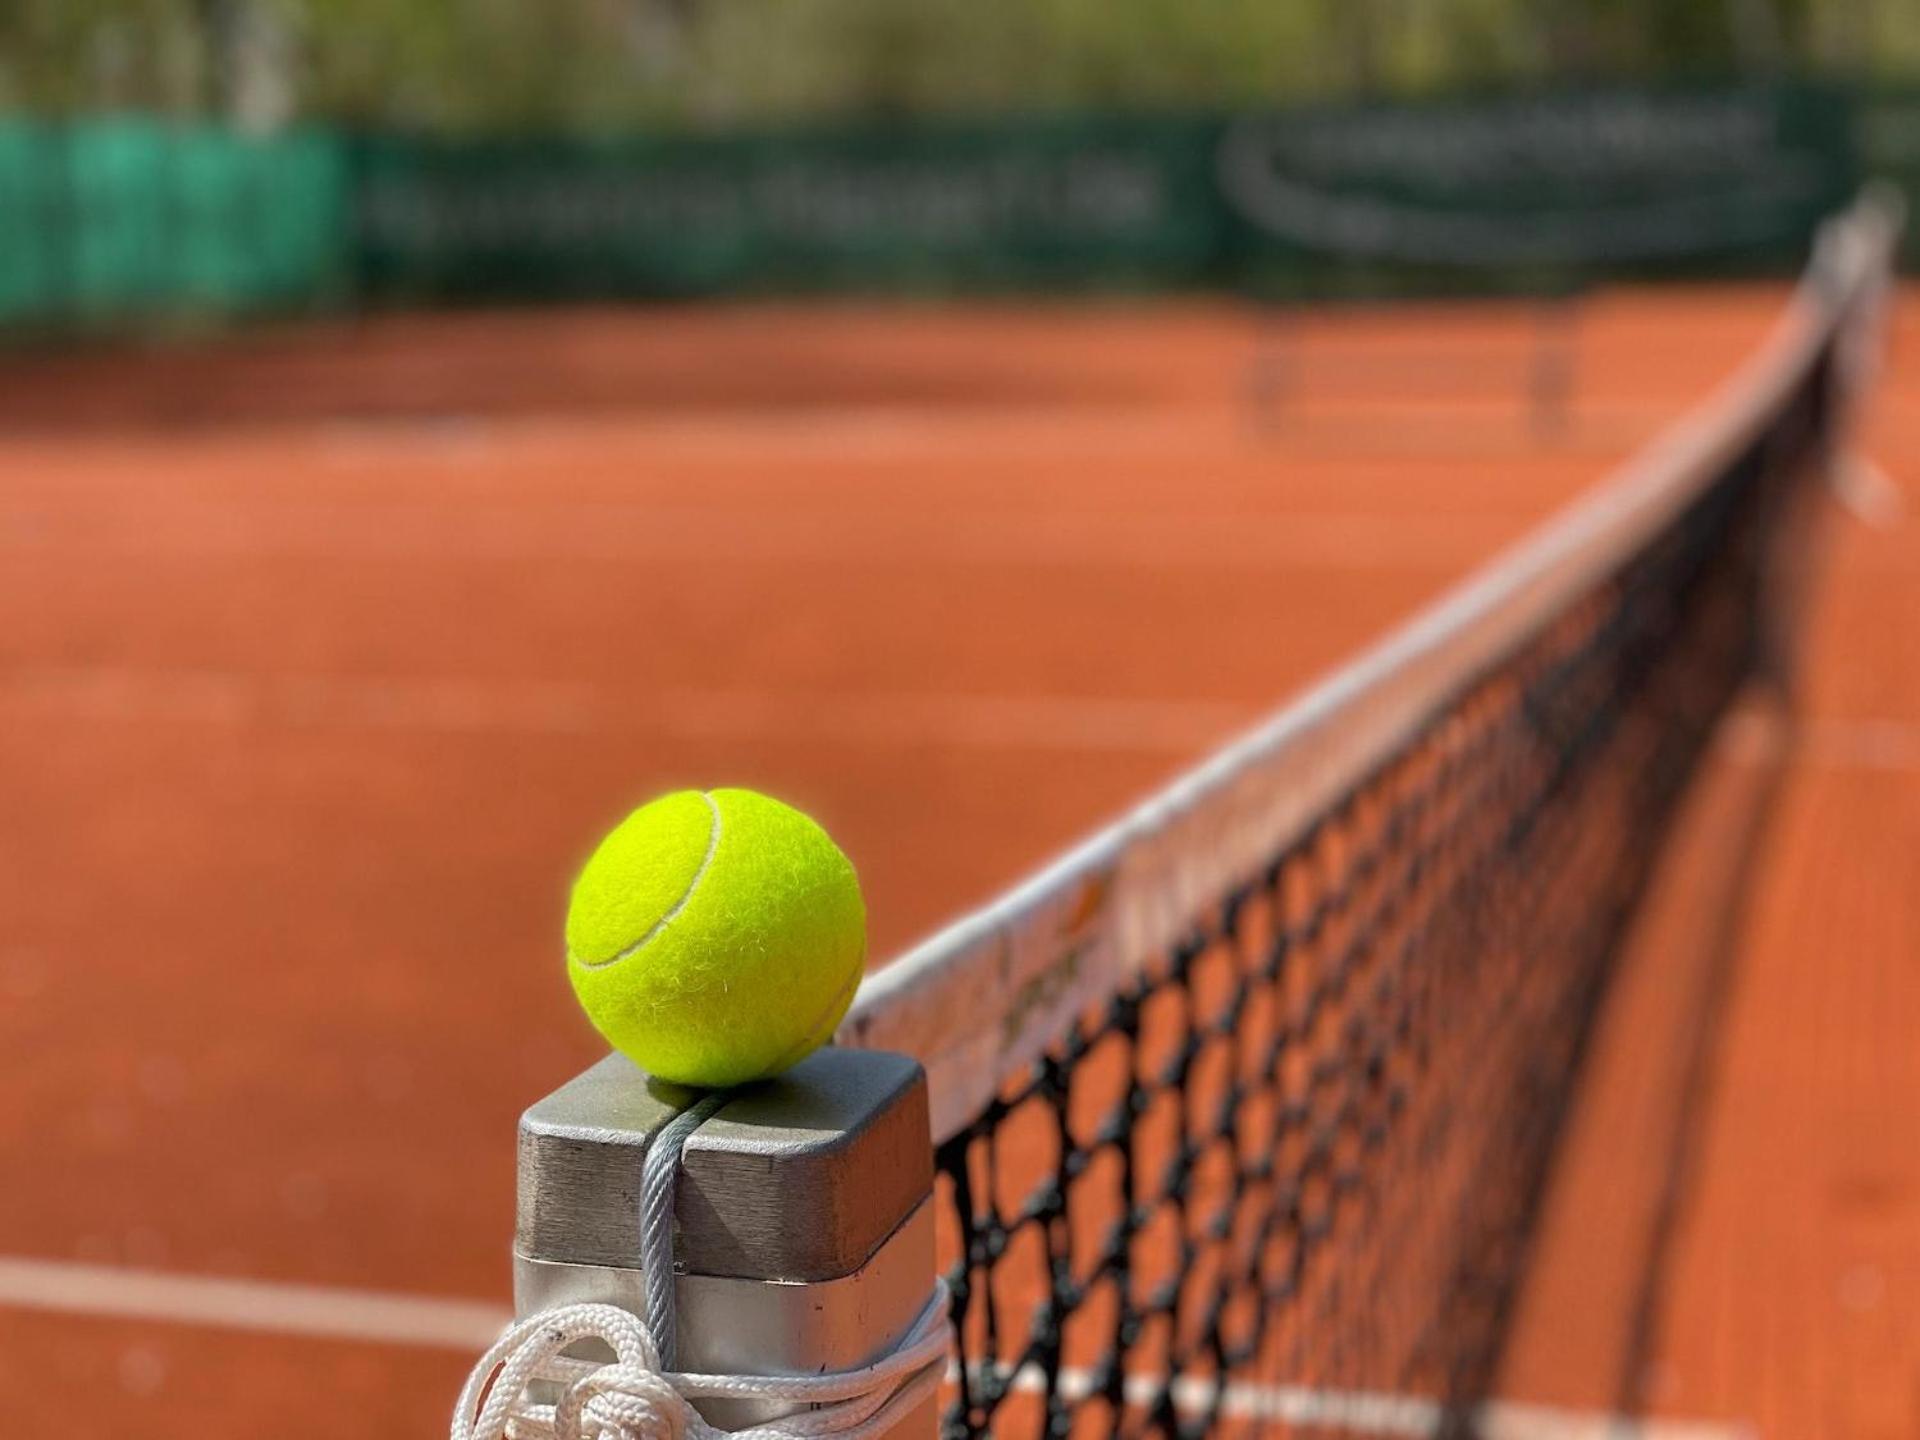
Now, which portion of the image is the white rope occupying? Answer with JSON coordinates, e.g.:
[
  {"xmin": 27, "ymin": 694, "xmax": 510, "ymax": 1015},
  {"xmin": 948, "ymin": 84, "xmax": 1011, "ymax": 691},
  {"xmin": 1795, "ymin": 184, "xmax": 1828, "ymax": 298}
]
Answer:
[{"xmin": 451, "ymin": 1288, "xmax": 949, "ymax": 1440}]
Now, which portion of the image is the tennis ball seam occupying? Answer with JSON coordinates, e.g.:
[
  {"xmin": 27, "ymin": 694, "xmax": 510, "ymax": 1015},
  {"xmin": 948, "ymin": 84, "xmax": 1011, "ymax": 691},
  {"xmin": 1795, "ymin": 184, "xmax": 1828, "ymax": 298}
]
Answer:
[
  {"xmin": 762, "ymin": 947, "xmax": 864, "ymax": 1075},
  {"xmin": 571, "ymin": 790, "xmax": 721, "ymax": 971}
]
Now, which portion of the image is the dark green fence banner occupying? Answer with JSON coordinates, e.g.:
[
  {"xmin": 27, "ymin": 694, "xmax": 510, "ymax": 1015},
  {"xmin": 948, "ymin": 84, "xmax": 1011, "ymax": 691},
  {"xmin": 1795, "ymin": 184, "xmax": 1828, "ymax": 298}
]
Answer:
[
  {"xmin": 1218, "ymin": 83, "xmax": 1859, "ymax": 288},
  {"xmin": 0, "ymin": 118, "xmax": 347, "ymax": 329},
  {"xmin": 0, "ymin": 85, "xmax": 1893, "ymax": 329},
  {"xmin": 352, "ymin": 84, "xmax": 1860, "ymax": 304},
  {"xmin": 352, "ymin": 115, "xmax": 1224, "ymax": 300}
]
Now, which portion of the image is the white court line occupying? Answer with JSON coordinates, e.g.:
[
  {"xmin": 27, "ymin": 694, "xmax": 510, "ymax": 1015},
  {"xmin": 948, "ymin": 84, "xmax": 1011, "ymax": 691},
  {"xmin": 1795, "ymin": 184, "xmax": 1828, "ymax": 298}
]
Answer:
[
  {"xmin": 0, "ymin": 666, "xmax": 1254, "ymax": 754},
  {"xmin": 1721, "ymin": 710, "xmax": 1920, "ymax": 775},
  {"xmin": 0, "ymin": 1254, "xmax": 508, "ymax": 1350},
  {"xmin": 1795, "ymin": 718, "xmax": 1920, "ymax": 773},
  {"xmin": 0, "ymin": 1256, "xmax": 1752, "ymax": 1439},
  {"xmin": 1830, "ymin": 452, "xmax": 1907, "ymax": 527},
  {"xmin": 0, "ymin": 500, "xmax": 1510, "ymax": 570},
  {"xmin": 13, "ymin": 665, "xmax": 1917, "ymax": 773},
  {"xmin": 296, "ymin": 405, "xmax": 1661, "ymax": 466}
]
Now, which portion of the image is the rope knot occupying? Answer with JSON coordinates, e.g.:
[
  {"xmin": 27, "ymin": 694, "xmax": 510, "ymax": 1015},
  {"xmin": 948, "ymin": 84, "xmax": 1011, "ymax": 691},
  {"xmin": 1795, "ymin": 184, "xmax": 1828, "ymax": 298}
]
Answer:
[
  {"xmin": 453, "ymin": 1288, "xmax": 951, "ymax": 1440},
  {"xmin": 556, "ymin": 1362, "xmax": 689, "ymax": 1440}
]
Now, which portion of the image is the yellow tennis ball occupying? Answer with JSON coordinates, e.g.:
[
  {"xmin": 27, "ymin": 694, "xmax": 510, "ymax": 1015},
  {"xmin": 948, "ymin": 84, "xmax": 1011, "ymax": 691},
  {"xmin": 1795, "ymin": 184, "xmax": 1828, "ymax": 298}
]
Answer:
[{"xmin": 564, "ymin": 788, "xmax": 866, "ymax": 1089}]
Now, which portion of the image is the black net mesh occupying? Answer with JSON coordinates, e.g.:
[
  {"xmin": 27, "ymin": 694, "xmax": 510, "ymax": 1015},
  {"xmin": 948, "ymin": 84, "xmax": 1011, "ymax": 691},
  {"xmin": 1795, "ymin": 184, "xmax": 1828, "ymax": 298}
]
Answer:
[{"xmin": 931, "ymin": 348, "xmax": 1837, "ymax": 1439}]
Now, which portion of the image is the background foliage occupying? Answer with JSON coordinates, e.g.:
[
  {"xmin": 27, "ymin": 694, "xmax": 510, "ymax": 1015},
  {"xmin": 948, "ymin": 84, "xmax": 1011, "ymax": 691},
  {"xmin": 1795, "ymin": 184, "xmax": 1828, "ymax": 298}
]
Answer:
[{"xmin": 1, "ymin": 0, "xmax": 1916, "ymax": 134}]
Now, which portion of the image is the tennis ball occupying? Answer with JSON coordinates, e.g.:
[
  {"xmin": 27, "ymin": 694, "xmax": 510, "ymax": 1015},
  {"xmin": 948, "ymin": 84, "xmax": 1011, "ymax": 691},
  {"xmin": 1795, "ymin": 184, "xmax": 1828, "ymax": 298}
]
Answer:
[{"xmin": 564, "ymin": 788, "xmax": 866, "ymax": 1089}]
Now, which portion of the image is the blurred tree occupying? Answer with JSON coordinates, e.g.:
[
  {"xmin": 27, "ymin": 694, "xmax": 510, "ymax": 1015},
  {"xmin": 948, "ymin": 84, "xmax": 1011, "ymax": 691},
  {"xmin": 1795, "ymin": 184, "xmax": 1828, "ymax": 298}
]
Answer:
[{"xmin": 0, "ymin": 0, "xmax": 1912, "ymax": 131}]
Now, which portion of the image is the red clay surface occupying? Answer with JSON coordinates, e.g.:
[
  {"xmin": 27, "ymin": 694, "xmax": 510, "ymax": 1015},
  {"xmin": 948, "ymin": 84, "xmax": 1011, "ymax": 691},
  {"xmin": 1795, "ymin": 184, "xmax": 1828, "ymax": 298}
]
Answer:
[{"xmin": 0, "ymin": 285, "xmax": 1913, "ymax": 1437}]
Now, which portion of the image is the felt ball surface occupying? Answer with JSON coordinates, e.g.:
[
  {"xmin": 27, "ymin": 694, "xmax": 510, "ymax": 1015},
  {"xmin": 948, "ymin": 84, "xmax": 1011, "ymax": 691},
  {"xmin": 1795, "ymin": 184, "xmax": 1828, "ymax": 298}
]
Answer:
[{"xmin": 565, "ymin": 788, "xmax": 866, "ymax": 1089}]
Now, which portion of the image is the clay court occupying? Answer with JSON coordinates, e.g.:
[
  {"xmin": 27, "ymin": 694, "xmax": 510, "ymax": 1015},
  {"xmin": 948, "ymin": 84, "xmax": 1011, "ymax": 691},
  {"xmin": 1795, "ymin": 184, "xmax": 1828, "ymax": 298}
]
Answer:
[{"xmin": 0, "ymin": 279, "xmax": 1914, "ymax": 1437}]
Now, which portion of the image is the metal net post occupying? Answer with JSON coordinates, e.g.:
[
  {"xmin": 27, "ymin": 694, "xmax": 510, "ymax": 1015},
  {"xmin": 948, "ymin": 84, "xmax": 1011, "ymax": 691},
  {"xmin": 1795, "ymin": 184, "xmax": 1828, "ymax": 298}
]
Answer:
[{"xmin": 514, "ymin": 1047, "xmax": 940, "ymax": 1438}]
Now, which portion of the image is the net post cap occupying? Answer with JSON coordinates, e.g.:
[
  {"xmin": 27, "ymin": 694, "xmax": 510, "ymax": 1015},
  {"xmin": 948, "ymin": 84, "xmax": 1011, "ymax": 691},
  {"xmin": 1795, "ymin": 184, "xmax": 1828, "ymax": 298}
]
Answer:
[{"xmin": 516, "ymin": 1045, "xmax": 931, "ymax": 1283}]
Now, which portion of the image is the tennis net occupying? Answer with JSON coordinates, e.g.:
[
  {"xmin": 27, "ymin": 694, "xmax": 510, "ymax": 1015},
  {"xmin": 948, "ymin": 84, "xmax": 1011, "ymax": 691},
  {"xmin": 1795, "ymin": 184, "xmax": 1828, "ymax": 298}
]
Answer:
[
  {"xmin": 491, "ymin": 191, "xmax": 1899, "ymax": 1440},
  {"xmin": 837, "ymin": 191, "xmax": 1900, "ymax": 1439}
]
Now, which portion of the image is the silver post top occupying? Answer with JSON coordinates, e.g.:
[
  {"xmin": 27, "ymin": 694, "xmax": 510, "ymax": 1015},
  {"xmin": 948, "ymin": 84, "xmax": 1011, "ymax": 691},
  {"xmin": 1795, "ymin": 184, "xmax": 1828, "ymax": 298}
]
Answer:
[{"xmin": 516, "ymin": 1045, "xmax": 930, "ymax": 1283}]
